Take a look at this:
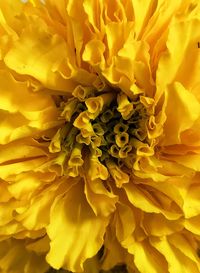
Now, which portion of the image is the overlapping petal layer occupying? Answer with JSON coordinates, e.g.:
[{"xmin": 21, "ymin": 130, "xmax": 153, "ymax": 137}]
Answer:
[{"xmin": 0, "ymin": 1, "xmax": 200, "ymax": 273}]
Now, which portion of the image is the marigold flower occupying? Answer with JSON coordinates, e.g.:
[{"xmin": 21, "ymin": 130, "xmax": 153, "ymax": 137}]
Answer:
[{"xmin": 0, "ymin": 0, "xmax": 200, "ymax": 273}]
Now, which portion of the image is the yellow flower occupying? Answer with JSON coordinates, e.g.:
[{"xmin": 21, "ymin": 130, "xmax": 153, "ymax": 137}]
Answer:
[{"xmin": 0, "ymin": 0, "xmax": 200, "ymax": 273}]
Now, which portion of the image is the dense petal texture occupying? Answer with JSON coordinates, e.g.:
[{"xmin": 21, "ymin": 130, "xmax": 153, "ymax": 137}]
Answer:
[{"xmin": 0, "ymin": 0, "xmax": 200, "ymax": 273}]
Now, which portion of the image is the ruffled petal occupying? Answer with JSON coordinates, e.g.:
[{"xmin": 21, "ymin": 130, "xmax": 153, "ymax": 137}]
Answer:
[
  {"xmin": 142, "ymin": 213, "xmax": 183, "ymax": 236},
  {"xmin": 185, "ymin": 215, "xmax": 200, "ymax": 235},
  {"xmin": 123, "ymin": 182, "xmax": 182, "ymax": 220},
  {"xmin": 84, "ymin": 177, "xmax": 118, "ymax": 217},
  {"xmin": 156, "ymin": 18, "xmax": 200, "ymax": 102},
  {"xmin": 114, "ymin": 202, "xmax": 136, "ymax": 243},
  {"xmin": 4, "ymin": 16, "xmax": 76, "ymax": 91},
  {"xmin": 128, "ymin": 239, "xmax": 168, "ymax": 273},
  {"xmin": 0, "ymin": 1, "xmax": 199, "ymax": 273},
  {"xmin": 161, "ymin": 82, "xmax": 200, "ymax": 145},
  {"xmin": 0, "ymin": 238, "xmax": 49, "ymax": 273},
  {"xmin": 150, "ymin": 235, "xmax": 200, "ymax": 273},
  {"xmin": 0, "ymin": 70, "xmax": 60, "ymax": 144},
  {"xmin": 183, "ymin": 184, "xmax": 200, "ymax": 218},
  {"xmin": 102, "ymin": 227, "xmax": 134, "ymax": 271},
  {"xmin": 46, "ymin": 181, "xmax": 109, "ymax": 272},
  {"xmin": 168, "ymin": 233, "xmax": 200, "ymax": 268}
]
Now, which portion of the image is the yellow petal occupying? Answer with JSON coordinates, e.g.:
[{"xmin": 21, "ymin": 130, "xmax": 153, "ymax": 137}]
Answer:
[
  {"xmin": 168, "ymin": 233, "xmax": 200, "ymax": 268},
  {"xmin": 15, "ymin": 179, "xmax": 69, "ymax": 231},
  {"xmin": 0, "ymin": 238, "xmax": 49, "ymax": 273},
  {"xmin": 0, "ymin": 201, "xmax": 17, "ymax": 226},
  {"xmin": 114, "ymin": 202, "xmax": 135, "ymax": 243},
  {"xmin": 46, "ymin": 182, "xmax": 109, "ymax": 272},
  {"xmin": 102, "ymin": 227, "xmax": 133, "ymax": 271},
  {"xmin": 105, "ymin": 21, "xmax": 134, "ymax": 63},
  {"xmin": 88, "ymin": 154, "xmax": 109, "ymax": 181},
  {"xmin": 164, "ymin": 154, "xmax": 200, "ymax": 172},
  {"xmin": 26, "ymin": 235, "xmax": 50, "ymax": 254},
  {"xmin": 0, "ymin": 181, "xmax": 12, "ymax": 202},
  {"xmin": 84, "ymin": 177, "xmax": 117, "ymax": 217},
  {"xmin": 161, "ymin": 82, "xmax": 200, "ymax": 145},
  {"xmin": 124, "ymin": 183, "xmax": 161, "ymax": 213},
  {"xmin": 156, "ymin": 18, "xmax": 200, "ymax": 102},
  {"xmin": 156, "ymin": 157, "xmax": 193, "ymax": 179},
  {"xmin": 131, "ymin": 0, "xmax": 158, "ymax": 39},
  {"xmin": 142, "ymin": 213, "xmax": 183, "ymax": 236},
  {"xmin": 13, "ymin": 228, "xmax": 46, "ymax": 240},
  {"xmin": 106, "ymin": 160, "xmax": 129, "ymax": 188},
  {"xmin": 83, "ymin": 0, "xmax": 104, "ymax": 34},
  {"xmin": 150, "ymin": 236, "xmax": 200, "ymax": 273},
  {"xmin": 4, "ymin": 17, "xmax": 75, "ymax": 91},
  {"xmin": 145, "ymin": 177, "xmax": 186, "ymax": 209},
  {"xmin": 185, "ymin": 215, "xmax": 200, "ymax": 235},
  {"xmin": 0, "ymin": 70, "xmax": 59, "ymax": 144},
  {"xmin": 183, "ymin": 184, "xmax": 200, "ymax": 218},
  {"xmin": 181, "ymin": 117, "xmax": 200, "ymax": 146},
  {"xmin": 0, "ymin": 139, "xmax": 47, "ymax": 165},
  {"xmin": 0, "ymin": 157, "xmax": 47, "ymax": 180},
  {"xmin": 0, "ymin": 0, "xmax": 24, "ymax": 37},
  {"xmin": 0, "ymin": 220, "xmax": 24, "ymax": 237},
  {"xmin": 0, "ymin": 139, "xmax": 49, "ymax": 180},
  {"xmin": 83, "ymin": 39, "xmax": 105, "ymax": 66},
  {"xmin": 128, "ymin": 240, "xmax": 168, "ymax": 273},
  {"xmin": 82, "ymin": 255, "xmax": 100, "ymax": 273},
  {"xmin": 124, "ymin": 182, "xmax": 181, "ymax": 220}
]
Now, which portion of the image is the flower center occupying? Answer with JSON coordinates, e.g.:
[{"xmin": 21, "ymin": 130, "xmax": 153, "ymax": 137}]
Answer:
[{"xmin": 49, "ymin": 90, "xmax": 149, "ymax": 183}]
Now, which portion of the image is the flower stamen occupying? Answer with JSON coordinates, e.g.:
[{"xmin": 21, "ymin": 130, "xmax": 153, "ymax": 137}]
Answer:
[{"xmin": 50, "ymin": 91, "xmax": 149, "ymax": 180}]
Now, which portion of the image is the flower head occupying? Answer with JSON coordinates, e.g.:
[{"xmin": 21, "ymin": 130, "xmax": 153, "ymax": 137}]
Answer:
[{"xmin": 0, "ymin": 0, "xmax": 200, "ymax": 272}]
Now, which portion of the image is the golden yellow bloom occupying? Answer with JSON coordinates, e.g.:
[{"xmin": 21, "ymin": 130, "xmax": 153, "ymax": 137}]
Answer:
[{"xmin": 0, "ymin": 0, "xmax": 200, "ymax": 272}]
